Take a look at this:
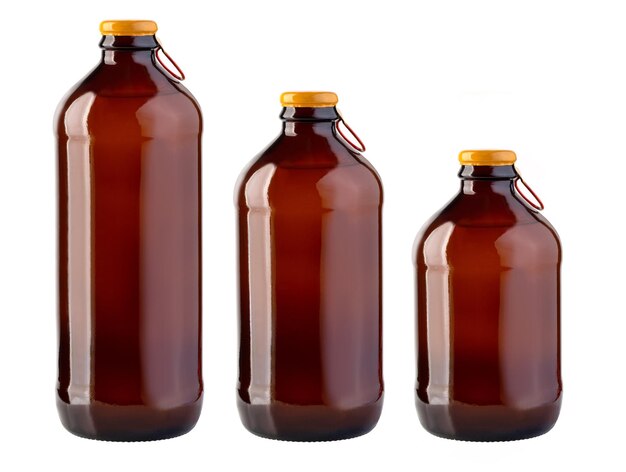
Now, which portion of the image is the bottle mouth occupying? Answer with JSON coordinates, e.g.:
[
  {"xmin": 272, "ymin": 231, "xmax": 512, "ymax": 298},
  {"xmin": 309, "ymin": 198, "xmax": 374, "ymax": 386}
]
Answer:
[
  {"xmin": 100, "ymin": 35, "xmax": 159, "ymax": 50},
  {"xmin": 280, "ymin": 106, "xmax": 339, "ymax": 122},
  {"xmin": 459, "ymin": 150, "xmax": 517, "ymax": 166},
  {"xmin": 459, "ymin": 164, "xmax": 519, "ymax": 180}
]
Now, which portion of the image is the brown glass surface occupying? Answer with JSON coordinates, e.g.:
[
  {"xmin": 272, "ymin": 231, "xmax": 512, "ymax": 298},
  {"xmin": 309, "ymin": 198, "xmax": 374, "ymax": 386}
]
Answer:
[
  {"xmin": 235, "ymin": 107, "xmax": 383, "ymax": 441},
  {"xmin": 55, "ymin": 35, "xmax": 202, "ymax": 441},
  {"xmin": 414, "ymin": 165, "xmax": 561, "ymax": 441}
]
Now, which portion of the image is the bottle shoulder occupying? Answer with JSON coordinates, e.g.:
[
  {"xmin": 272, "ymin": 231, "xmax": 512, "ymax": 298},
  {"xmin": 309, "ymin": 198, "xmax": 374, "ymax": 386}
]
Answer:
[
  {"xmin": 55, "ymin": 62, "xmax": 201, "ymax": 137},
  {"xmin": 422, "ymin": 189, "xmax": 557, "ymax": 228},
  {"xmin": 413, "ymin": 192, "xmax": 561, "ymax": 263},
  {"xmin": 235, "ymin": 135, "xmax": 382, "ymax": 209}
]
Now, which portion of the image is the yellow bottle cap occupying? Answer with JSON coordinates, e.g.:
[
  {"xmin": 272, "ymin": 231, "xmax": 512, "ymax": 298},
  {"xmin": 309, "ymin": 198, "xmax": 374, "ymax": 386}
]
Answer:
[
  {"xmin": 459, "ymin": 150, "xmax": 517, "ymax": 166},
  {"xmin": 280, "ymin": 91, "xmax": 338, "ymax": 108},
  {"xmin": 99, "ymin": 20, "xmax": 158, "ymax": 36}
]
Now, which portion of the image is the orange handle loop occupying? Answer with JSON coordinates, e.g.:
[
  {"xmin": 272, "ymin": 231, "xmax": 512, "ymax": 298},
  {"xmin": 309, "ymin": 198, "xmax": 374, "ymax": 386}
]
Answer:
[
  {"xmin": 514, "ymin": 167, "xmax": 545, "ymax": 211},
  {"xmin": 335, "ymin": 110, "xmax": 366, "ymax": 153},
  {"xmin": 155, "ymin": 38, "xmax": 185, "ymax": 81}
]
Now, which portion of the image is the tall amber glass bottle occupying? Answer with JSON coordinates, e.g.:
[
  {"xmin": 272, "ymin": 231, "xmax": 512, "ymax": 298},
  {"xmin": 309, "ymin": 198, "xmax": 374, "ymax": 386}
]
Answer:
[
  {"xmin": 235, "ymin": 92, "xmax": 383, "ymax": 441},
  {"xmin": 414, "ymin": 150, "xmax": 561, "ymax": 441},
  {"xmin": 55, "ymin": 20, "xmax": 202, "ymax": 441}
]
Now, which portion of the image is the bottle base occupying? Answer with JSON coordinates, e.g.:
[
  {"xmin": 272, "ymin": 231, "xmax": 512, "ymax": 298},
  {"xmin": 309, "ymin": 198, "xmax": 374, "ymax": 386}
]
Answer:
[
  {"xmin": 57, "ymin": 394, "xmax": 203, "ymax": 441},
  {"xmin": 237, "ymin": 395, "xmax": 383, "ymax": 441},
  {"xmin": 416, "ymin": 394, "xmax": 561, "ymax": 442}
]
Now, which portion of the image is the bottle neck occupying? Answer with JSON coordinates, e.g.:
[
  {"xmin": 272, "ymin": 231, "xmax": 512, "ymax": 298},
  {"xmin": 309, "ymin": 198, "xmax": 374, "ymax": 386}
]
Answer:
[
  {"xmin": 459, "ymin": 165, "xmax": 519, "ymax": 195},
  {"xmin": 280, "ymin": 107, "xmax": 339, "ymax": 136},
  {"xmin": 99, "ymin": 35, "xmax": 158, "ymax": 65}
]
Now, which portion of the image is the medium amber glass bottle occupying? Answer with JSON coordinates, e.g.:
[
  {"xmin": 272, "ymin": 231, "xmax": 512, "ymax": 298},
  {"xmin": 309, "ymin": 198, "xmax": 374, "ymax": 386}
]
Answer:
[
  {"xmin": 55, "ymin": 20, "xmax": 202, "ymax": 441},
  {"xmin": 414, "ymin": 150, "xmax": 561, "ymax": 441},
  {"xmin": 235, "ymin": 92, "xmax": 383, "ymax": 441}
]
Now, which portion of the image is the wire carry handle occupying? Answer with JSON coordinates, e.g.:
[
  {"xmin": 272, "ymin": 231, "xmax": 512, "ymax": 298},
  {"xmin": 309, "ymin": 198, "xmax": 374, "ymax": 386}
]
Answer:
[
  {"xmin": 513, "ymin": 166, "xmax": 545, "ymax": 211},
  {"xmin": 155, "ymin": 37, "xmax": 186, "ymax": 81},
  {"xmin": 334, "ymin": 110, "xmax": 366, "ymax": 153}
]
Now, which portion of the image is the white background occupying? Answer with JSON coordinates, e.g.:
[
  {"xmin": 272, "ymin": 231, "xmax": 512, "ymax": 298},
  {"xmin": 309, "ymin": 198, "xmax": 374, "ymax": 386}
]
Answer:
[{"xmin": 0, "ymin": 0, "xmax": 622, "ymax": 470}]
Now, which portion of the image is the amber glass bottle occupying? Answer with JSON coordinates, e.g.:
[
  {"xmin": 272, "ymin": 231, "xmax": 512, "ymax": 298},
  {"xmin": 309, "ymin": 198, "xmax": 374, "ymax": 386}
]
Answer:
[
  {"xmin": 235, "ymin": 92, "xmax": 383, "ymax": 441},
  {"xmin": 414, "ymin": 150, "xmax": 561, "ymax": 441},
  {"xmin": 55, "ymin": 20, "xmax": 202, "ymax": 441}
]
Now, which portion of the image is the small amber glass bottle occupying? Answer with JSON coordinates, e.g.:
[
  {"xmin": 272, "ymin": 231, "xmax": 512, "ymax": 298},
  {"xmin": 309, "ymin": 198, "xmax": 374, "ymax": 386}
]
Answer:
[
  {"xmin": 235, "ymin": 92, "xmax": 383, "ymax": 441},
  {"xmin": 414, "ymin": 150, "xmax": 562, "ymax": 441}
]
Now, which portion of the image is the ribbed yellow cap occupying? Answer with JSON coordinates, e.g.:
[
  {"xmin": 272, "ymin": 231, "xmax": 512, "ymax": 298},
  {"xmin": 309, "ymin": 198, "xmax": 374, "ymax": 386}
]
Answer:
[
  {"xmin": 459, "ymin": 150, "xmax": 517, "ymax": 166},
  {"xmin": 99, "ymin": 20, "xmax": 158, "ymax": 36},
  {"xmin": 280, "ymin": 91, "xmax": 338, "ymax": 108}
]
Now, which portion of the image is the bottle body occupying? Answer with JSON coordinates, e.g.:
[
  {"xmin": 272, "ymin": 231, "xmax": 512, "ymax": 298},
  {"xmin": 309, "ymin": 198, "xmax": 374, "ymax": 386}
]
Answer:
[
  {"xmin": 55, "ymin": 33, "xmax": 202, "ymax": 441},
  {"xmin": 414, "ymin": 163, "xmax": 561, "ymax": 441},
  {"xmin": 235, "ymin": 105, "xmax": 383, "ymax": 441}
]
